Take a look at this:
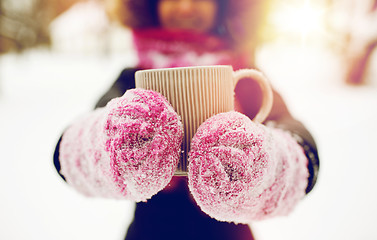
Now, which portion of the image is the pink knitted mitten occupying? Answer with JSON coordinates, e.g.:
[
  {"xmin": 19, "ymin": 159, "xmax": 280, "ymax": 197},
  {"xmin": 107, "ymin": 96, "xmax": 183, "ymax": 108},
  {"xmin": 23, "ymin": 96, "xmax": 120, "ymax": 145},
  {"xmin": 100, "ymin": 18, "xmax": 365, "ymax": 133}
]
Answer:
[
  {"xmin": 59, "ymin": 89, "xmax": 183, "ymax": 201},
  {"xmin": 188, "ymin": 111, "xmax": 308, "ymax": 224}
]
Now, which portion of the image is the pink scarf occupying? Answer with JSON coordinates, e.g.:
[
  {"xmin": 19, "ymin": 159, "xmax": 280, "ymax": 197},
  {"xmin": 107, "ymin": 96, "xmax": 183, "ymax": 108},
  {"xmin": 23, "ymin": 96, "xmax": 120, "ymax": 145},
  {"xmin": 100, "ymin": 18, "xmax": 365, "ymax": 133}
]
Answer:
[{"xmin": 132, "ymin": 28, "xmax": 250, "ymax": 70}]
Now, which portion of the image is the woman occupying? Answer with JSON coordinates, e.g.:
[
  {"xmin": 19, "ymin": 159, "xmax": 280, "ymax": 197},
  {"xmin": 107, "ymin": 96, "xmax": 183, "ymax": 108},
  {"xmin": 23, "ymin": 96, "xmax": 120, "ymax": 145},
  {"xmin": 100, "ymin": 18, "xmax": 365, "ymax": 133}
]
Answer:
[{"xmin": 54, "ymin": 0, "xmax": 319, "ymax": 239}]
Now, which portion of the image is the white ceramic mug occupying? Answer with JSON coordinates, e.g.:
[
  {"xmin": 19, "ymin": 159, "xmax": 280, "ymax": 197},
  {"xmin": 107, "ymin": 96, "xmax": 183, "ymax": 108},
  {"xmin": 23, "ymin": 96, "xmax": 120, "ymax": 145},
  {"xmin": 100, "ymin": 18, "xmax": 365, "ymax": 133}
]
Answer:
[{"xmin": 135, "ymin": 65, "xmax": 273, "ymax": 175}]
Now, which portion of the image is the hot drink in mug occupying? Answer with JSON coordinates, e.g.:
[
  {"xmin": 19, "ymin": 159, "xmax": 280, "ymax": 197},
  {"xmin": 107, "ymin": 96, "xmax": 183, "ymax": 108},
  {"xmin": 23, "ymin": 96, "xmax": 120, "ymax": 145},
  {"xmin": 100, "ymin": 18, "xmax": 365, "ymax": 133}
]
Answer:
[{"xmin": 135, "ymin": 65, "xmax": 273, "ymax": 175}]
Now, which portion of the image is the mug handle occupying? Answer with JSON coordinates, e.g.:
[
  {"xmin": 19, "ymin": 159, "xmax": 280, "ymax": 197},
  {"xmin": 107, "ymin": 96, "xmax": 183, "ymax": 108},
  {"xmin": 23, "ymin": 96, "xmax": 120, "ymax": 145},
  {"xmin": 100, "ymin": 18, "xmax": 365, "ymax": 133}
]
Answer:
[{"xmin": 233, "ymin": 69, "xmax": 273, "ymax": 123}]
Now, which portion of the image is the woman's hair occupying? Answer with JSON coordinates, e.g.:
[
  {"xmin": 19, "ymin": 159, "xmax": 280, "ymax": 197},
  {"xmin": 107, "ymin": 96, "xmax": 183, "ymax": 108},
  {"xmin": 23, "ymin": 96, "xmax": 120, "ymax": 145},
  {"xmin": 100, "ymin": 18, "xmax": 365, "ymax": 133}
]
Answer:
[{"xmin": 106, "ymin": 0, "xmax": 270, "ymax": 54}]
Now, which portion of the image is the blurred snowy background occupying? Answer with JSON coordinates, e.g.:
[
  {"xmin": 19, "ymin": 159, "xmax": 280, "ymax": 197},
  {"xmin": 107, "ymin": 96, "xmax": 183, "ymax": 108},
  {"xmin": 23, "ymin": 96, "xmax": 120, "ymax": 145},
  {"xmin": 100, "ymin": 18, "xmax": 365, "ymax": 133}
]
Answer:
[{"xmin": 1, "ymin": 0, "xmax": 377, "ymax": 239}]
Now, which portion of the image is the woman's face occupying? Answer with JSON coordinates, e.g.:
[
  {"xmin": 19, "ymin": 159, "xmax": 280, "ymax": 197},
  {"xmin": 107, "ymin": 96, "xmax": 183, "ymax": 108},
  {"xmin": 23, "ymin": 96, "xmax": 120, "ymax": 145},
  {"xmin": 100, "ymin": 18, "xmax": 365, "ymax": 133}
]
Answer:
[{"xmin": 157, "ymin": 0, "xmax": 218, "ymax": 33}]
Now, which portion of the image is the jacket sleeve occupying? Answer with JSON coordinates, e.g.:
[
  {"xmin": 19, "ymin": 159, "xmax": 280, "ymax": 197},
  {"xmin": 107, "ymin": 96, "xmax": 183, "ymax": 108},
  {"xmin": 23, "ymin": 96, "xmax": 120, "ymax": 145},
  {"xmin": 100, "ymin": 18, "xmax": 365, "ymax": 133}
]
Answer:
[{"xmin": 53, "ymin": 68, "xmax": 139, "ymax": 181}]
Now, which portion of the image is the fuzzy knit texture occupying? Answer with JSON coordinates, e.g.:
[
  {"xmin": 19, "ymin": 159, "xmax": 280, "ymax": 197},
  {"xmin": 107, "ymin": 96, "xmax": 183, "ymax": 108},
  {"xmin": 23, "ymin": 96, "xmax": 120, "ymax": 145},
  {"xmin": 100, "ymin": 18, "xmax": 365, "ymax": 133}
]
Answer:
[
  {"xmin": 188, "ymin": 111, "xmax": 309, "ymax": 224},
  {"xmin": 59, "ymin": 89, "xmax": 184, "ymax": 202}
]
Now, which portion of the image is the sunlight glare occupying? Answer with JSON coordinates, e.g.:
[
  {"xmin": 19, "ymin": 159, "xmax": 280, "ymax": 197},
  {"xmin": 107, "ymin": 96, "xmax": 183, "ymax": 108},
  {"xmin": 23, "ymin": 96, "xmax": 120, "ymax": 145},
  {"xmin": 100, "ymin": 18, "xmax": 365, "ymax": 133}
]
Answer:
[{"xmin": 270, "ymin": 0, "xmax": 326, "ymax": 39}]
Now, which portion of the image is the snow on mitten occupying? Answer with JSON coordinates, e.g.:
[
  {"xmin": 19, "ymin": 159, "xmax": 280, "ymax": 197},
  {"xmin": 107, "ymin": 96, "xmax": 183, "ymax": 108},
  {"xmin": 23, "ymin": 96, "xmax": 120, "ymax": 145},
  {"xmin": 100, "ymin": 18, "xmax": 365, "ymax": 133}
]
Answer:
[
  {"xmin": 188, "ymin": 111, "xmax": 308, "ymax": 224},
  {"xmin": 59, "ymin": 89, "xmax": 183, "ymax": 201}
]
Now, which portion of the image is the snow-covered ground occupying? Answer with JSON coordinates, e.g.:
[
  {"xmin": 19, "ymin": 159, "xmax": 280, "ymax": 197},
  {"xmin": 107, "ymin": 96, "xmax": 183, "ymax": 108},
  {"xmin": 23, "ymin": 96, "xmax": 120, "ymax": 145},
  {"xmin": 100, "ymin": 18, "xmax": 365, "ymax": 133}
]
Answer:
[{"xmin": 0, "ymin": 40, "xmax": 376, "ymax": 240}]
